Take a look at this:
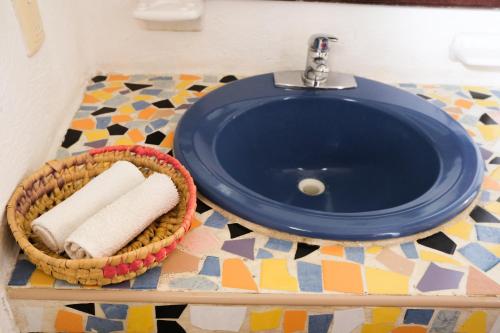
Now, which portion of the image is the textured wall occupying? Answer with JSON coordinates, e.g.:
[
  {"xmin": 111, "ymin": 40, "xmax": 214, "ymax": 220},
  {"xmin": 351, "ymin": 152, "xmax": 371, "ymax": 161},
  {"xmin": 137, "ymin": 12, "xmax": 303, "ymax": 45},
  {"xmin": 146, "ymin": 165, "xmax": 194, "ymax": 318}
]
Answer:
[
  {"xmin": 77, "ymin": 0, "xmax": 500, "ymax": 85},
  {"xmin": 0, "ymin": 1, "xmax": 89, "ymax": 331}
]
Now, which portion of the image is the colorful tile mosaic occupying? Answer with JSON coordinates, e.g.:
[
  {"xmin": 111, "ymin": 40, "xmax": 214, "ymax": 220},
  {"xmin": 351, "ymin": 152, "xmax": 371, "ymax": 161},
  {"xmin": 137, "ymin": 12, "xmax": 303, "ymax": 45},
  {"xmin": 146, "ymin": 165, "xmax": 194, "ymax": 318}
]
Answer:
[{"xmin": 7, "ymin": 76, "xmax": 500, "ymax": 310}]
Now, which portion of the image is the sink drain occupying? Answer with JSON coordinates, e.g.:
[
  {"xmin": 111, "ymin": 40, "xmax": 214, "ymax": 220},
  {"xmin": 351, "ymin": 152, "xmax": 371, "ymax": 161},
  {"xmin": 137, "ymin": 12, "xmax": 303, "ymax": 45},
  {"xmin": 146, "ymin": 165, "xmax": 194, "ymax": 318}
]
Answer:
[{"xmin": 298, "ymin": 178, "xmax": 326, "ymax": 196}]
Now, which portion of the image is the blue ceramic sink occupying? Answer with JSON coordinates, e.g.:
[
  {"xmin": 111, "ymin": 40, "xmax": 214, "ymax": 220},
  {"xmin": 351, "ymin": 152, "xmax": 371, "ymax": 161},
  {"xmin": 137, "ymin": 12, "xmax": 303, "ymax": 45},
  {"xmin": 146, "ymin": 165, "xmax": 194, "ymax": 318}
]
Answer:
[{"xmin": 174, "ymin": 74, "xmax": 483, "ymax": 240}]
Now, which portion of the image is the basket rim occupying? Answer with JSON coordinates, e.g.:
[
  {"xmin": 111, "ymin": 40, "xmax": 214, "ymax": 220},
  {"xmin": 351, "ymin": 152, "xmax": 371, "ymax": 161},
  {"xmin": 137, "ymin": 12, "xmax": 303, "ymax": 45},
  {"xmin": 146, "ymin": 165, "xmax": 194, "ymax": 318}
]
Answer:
[{"xmin": 6, "ymin": 145, "xmax": 197, "ymax": 270}]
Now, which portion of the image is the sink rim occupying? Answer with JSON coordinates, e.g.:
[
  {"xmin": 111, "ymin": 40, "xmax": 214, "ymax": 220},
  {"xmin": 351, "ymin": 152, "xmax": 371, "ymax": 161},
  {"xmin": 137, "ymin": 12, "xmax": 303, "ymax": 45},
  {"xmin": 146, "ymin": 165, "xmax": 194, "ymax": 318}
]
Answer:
[{"xmin": 174, "ymin": 74, "xmax": 484, "ymax": 240}]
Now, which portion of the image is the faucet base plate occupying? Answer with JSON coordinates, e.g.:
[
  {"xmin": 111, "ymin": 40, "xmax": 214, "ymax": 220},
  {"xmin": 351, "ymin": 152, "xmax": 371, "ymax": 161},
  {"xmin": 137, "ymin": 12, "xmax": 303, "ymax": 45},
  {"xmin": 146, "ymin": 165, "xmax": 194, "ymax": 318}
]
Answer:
[{"xmin": 274, "ymin": 70, "xmax": 357, "ymax": 90}]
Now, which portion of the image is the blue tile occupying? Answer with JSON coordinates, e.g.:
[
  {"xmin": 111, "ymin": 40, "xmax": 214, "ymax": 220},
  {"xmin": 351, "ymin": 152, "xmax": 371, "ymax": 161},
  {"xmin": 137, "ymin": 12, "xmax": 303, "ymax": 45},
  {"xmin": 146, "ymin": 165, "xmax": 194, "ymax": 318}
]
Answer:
[
  {"xmin": 430, "ymin": 99, "xmax": 447, "ymax": 108},
  {"xmin": 265, "ymin": 238, "xmax": 293, "ymax": 252},
  {"xmin": 345, "ymin": 247, "xmax": 364, "ymax": 264},
  {"xmin": 131, "ymin": 267, "xmax": 162, "ymax": 289},
  {"xmin": 457, "ymin": 91, "xmax": 470, "ymax": 99},
  {"xmin": 96, "ymin": 117, "xmax": 111, "ymax": 129},
  {"xmin": 145, "ymin": 125, "xmax": 154, "ymax": 134},
  {"xmin": 297, "ymin": 262, "xmax": 323, "ymax": 292},
  {"xmin": 141, "ymin": 88, "xmax": 162, "ymax": 96},
  {"xmin": 401, "ymin": 242, "xmax": 419, "ymax": 259},
  {"xmin": 8, "ymin": 260, "xmax": 36, "ymax": 286},
  {"xmin": 102, "ymin": 280, "xmax": 131, "ymax": 289},
  {"xmin": 100, "ymin": 304, "xmax": 128, "ymax": 320},
  {"xmin": 150, "ymin": 118, "xmax": 168, "ymax": 130},
  {"xmin": 458, "ymin": 243, "xmax": 499, "ymax": 271},
  {"xmin": 404, "ymin": 309, "xmax": 434, "ymax": 325},
  {"xmin": 199, "ymin": 256, "xmax": 220, "ymax": 277},
  {"xmin": 150, "ymin": 76, "xmax": 172, "ymax": 81},
  {"xmin": 491, "ymin": 90, "xmax": 500, "ymax": 98},
  {"xmin": 103, "ymin": 95, "xmax": 130, "ymax": 108},
  {"xmin": 87, "ymin": 82, "xmax": 105, "ymax": 91},
  {"xmin": 476, "ymin": 225, "xmax": 500, "ymax": 243},
  {"xmin": 256, "ymin": 249, "xmax": 273, "ymax": 259},
  {"xmin": 308, "ymin": 314, "xmax": 333, "ymax": 333},
  {"xmin": 204, "ymin": 211, "xmax": 228, "ymax": 229},
  {"xmin": 80, "ymin": 105, "xmax": 98, "ymax": 111},
  {"xmin": 132, "ymin": 100, "xmax": 150, "ymax": 111},
  {"xmin": 399, "ymin": 83, "xmax": 417, "ymax": 88},
  {"xmin": 86, "ymin": 316, "xmax": 123, "ymax": 333},
  {"xmin": 480, "ymin": 191, "xmax": 490, "ymax": 202}
]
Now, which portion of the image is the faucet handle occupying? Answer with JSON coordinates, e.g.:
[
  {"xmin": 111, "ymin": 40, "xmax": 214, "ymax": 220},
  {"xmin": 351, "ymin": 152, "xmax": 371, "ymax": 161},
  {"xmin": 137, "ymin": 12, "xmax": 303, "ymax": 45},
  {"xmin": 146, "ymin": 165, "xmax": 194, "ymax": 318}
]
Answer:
[{"xmin": 308, "ymin": 34, "xmax": 338, "ymax": 53}]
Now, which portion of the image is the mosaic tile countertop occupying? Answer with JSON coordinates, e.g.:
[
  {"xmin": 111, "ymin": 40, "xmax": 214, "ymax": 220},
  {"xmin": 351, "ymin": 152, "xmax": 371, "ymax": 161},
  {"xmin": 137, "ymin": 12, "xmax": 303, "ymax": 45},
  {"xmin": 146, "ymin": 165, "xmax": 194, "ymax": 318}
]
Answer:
[{"xmin": 7, "ymin": 74, "xmax": 500, "ymax": 302}]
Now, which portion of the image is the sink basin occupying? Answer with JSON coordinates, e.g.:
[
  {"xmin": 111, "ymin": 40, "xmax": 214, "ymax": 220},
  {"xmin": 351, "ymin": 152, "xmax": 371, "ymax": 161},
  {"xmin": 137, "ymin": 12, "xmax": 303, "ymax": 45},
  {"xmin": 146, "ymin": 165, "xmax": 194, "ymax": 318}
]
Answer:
[{"xmin": 174, "ymin": 74, "xmax": 483, "ymax": 240}]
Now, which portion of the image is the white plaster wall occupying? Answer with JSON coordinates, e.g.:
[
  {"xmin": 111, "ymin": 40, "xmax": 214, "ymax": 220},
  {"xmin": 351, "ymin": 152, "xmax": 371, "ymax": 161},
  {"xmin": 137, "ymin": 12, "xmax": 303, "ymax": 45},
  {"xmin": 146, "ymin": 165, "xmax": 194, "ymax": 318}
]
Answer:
[
  {"xmin": 0, "ymin": 1, "xmax": 90, "ymax": 331},
  {"xmin": 77, "ymin": 0, "xmax": 500, "ymax": 85}
]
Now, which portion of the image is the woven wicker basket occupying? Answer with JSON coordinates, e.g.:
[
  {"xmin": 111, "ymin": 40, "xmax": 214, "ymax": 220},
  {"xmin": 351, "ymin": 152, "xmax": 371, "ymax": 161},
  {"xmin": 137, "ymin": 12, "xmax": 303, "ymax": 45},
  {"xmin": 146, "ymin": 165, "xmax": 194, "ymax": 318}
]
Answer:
[{"xmin": 6, "ymin": 145, "xmax": 196, "ymax": 286}]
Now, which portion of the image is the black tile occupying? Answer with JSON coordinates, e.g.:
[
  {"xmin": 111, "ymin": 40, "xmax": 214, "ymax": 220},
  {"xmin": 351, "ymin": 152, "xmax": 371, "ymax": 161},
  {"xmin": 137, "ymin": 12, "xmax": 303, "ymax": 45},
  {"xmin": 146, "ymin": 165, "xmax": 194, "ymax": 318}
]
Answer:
[
  {"xmin": 145, "ymin": 131, "xmax": 166, "ymax": 145},
  {"xmin": 294, "ymin": 242, "xmax": 320, "ymax": 259},
  {"xmin": 417, "ymin": 94, "xmax": 431, "ymax": 100},
  {"xmin": 479, "ymin": 113, "xmax": 497, "ymax": 125},
  {"xmin": 157, "ymin": 320, "xmax": 186, "ymax": 333},
  {"xmin": 470, "ymin": 206, "xmax": 499, "ymax": 223},
  {"xmin": 219, "ymin": 75, "xmax": 238, "ymax": 83},
  {"xmin": 417, "ymin": 231, "xmax": 456, "ymax": 255},
  {"xmin": 92, "ymin": 75, "xmax": 107, "ymax": 83},
  {"xmin": 155, "ymin": 304, "xmax": 187, "ymax": 319},
  {"xmin": 61, "ymin": 129, "xmax": 82, "ymax": 148},
  {"xmin": 91, "ymin": 107, "xmax": 116, "ymax": 116},
  {"xmin": 490, "ymin": 157, "xmax": 500, "ymax": 164},
  {"xmin": 187, "ymin": 84, "xmax": 207, "ymax": 92},
  {"xmin": 107, "ymin": 124, "xmax": 129, "ymax": 135},
  {"xmin": 470, "ymin": 91, "xmax": 491, "ymax": 100},
  {"xmin": 167, "ymin": 150, "xmax": 174, "ymax": 157},
  {"xmin": 153, "ymin": 99, "xmax": 175, "ymax": 109},
  {"xmin": 228, "ymin": 223, "xmax": 253, "ymax": 239},
  {"xmin": 196, "ymin": 198, "xmax": 211, "ymax": 214},
  {"xmin": 66, "ymin": 303, "xmax": 95, "ymax": 315},
  {"xmin": 125, "ymin": 82, "xmax": 153, "ymax": 91}
]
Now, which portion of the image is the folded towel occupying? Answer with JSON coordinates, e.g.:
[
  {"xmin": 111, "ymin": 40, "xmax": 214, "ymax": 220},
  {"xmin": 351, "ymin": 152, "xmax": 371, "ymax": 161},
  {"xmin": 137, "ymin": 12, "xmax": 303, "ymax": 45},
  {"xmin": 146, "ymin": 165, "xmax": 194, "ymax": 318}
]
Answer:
[
  {"xmin": 32, "ymin": 161, "xmax": 145, "ymax": 253},
  {"xmin": 64, "ymin": 173, "xmax": 179, "ymax": 259}
]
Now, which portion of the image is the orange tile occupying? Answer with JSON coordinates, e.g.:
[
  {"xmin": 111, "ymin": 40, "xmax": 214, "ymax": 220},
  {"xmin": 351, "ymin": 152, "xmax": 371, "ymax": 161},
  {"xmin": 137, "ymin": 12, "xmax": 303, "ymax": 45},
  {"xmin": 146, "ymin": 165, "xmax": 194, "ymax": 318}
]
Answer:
[
  {"xmin": 392, "ymin": 326, "xmax": 427, "ymax": 333},
  {"xmin": 283, "ymin": 310, "xmax": 307, "ymax": 333},
  {"xmin": 155, "ymin": 109, "xmax": 175, "ymax": 119},
  {"xmin": 190, "ymin": 217, "xmax": 202, "ymax": 229},
  {"xmin": 180, "ymin": 74, "xmax": 202, "ymax": 81},
  {"xmin": 54, "ymin": 310, "xmax": 84, "ymax": 332},
  {"xmin": 112, "ymin": 114, "xmax": 132, "ymax": 123},
  {"xmin": 138, "ymin": 106, "xmax": 157, "ymax": 120},
  {"xmin": 320, "ymin": 245, "xmax": 344, "ymax": 257},
  {"xmin": 161, "ymin": 131, "xmax": 175, "ymax": 149},
  {"xmin": 454, "ymin": 99, "xmax": 473, "ymax": 109},
  {"xmin": 82, "ymin": 93, "xmax": 100, "ymax": 104},
  {"xmin": 71, "ymin": 118, "xmax": 95, "ymax": 130},
  {"xmin": 103, "ymin": 86, "xmax": 121, "ymax": 93},
  {"xmin": 107, "ymin": 74, "xmax": 129, "ymax": 81},
  {"xmin": 222, "ymin": 258, "xmax": 257, "ymax": 291},
  {"xmin": 322, "ymin": 260, "xmax": 363, "ymax": 294},
  {"xmin": 128, "ymin": 128, "xmax": 145, "ymax": 143},
  {"xmin": 483, "ymin": 176, "xmax": 500, "ymax": 191}
]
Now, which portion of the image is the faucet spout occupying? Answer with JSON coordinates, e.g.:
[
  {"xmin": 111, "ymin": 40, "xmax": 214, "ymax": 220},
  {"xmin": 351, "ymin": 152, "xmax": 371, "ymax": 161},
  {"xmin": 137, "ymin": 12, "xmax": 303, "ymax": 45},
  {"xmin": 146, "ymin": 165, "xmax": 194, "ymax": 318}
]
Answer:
[{"xmin": 302, "ymin": 34, "xmax": 337, "ymax": 87}]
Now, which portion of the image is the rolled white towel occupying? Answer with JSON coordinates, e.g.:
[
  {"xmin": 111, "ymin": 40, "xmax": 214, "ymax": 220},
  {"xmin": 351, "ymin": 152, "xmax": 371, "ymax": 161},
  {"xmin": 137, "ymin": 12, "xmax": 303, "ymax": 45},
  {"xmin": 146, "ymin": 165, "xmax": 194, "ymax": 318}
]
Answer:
[
  {"xmin": 64, "ymin": 173, "xmax": 179, "ymax": 259},
  {"xmin": 32, "ymin": 161, "xmax": 145, "ymax": 253}
]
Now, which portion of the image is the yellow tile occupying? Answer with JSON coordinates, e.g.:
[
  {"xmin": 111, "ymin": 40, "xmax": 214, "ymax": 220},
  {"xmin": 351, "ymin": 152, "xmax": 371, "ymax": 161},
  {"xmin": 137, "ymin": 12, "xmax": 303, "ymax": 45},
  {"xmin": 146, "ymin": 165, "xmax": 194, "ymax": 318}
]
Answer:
[
  {"xmin": 108, "ymin": 74, "xmax": 129, "ymax": 81},
  {"xmin": 175, "ymin": 80, "xmax": 196, "ymax": 90},
  {"xmin": 476, "ymin": 99, "xmax": 498, "ymax": 107},
  {"xmin": 420, "ymin": 250, "xmax": 463, "ymax": 266},
  {"xmin": 260, "ymin": 259, "xmax": 298, "ymax": 292},
  {"xmin": 171, "ymin": 93, "xmax": 186, "ymax": 106},
  {"xmin": 477, "ymin": 124, "xmax": 500, "ymax": 141},
  {"xmin": 29, "ymin": 269, "xmax": 55, "ymax": 287},
  {"xmin": 444, "ymin": 219, "xmax": 473, "ymax": 240},
  {"xmin": 366, "ymin": 246, "xmax": 383, "ymax": 255},
  {"xmin": 491, "ymin": 167, "xmax": 500, "ymax": 181},
  {"xmin": 118, "ymin": 105, "xmax": 135, "ymax": 114},
  {"xmin": 464, "ymin": 86, "xmax": 491, "ymax": 94},
  {"xmin": 250, "ymin": 308, "xmax": 282, "ymax": 331},
  {"xmin": 114, "ymin": 136, "xmax": 135, "ymax": 146},
  {"xmin": 89, "ymin": 90, "xmax": 113, "ymax": 101},
  {"xmin": 372, "ymin": 307, "xmax": 401, "ymax": 324},
  {"xmin": 485, "ymin": 202, "xmax": 500, "ymax": 215},
  {"xmin": 134, "ymin": 95, "xmax": 155, "ymax": 101},
  {"xmin": 427, "ymin": 93, "xmax": 451, "ymax": 105},
  {"xmin": 486, "ymin": 244, "xmax": 500, "ymax": 257},
  {"xmin": 127, "ymin": 305, "xmax": 154, "ymax": 333},
  {"xmin": 84, "ymin": 129, "xmax": 109, "ymax": 142},
  {"xmin": 361, "ymin": 323, "xmax": 394, "ymax": 333},
  {"xmin": 457, "ymin": 311, "xmax": 487, "ymax": 333},
  {"xmin": 365, "ymin": 267, "xmax": 409, "ymax": 295}
]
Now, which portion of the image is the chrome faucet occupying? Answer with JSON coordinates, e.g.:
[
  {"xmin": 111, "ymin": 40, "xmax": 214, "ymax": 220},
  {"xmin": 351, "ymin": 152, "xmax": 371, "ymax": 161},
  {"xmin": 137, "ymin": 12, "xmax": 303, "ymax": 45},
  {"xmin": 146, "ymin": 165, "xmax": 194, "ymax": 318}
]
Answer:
[
  {"xmin": 274, "ymin": 33, "xmax": 357, "ymax": 90},
  {"xmin": 302, "ymin": 34, "xmax": 338, "ymax": 87}
]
